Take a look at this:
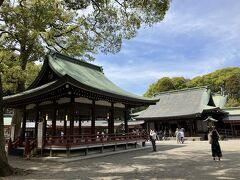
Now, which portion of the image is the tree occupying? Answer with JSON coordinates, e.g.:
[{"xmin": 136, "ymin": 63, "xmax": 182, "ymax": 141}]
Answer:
[
  {"xmin": 144, "ymin": 77, "xmax": 175, "ymax": 97},
  {"xmin": 225, "ymin": 97, "xmax": 240, "ymax": 107},
  {"xmin": 1, "ymin": 0, "xmax": 169, "ymax": 92},
  {"xmin": 225, "ymin": 74, "xmax": 240, "ymax": 99},
  {"xmin": 144, "ymin": 83, "xmax": 157, "ymax": 97},
  {"xmin": 144, "ymin": 67, "xmax": 240, "ymax": 106},
  {"xmin": 0, "ymin": 52, "xmax": 14, "ymax": 176},
  {"xmin": 1, "ymin": 55, "xmax": 41, "ymax": 96},
  {"xmin": 0, "ymin": 0, "xmax": 170, "ymax": 176},
  {"xmin": 171, "ymin": 77, "xmax": 189, "ymax": 89},
  {"xmin": 0, "ymin": 0, "xmax": 4, "ymax": 6}
]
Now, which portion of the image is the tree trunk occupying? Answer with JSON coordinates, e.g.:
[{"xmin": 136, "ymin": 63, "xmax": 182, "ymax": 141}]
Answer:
[
  {"xmin": 0, "ymin": 74, "xmax": 13, "ymax": 177},
  {"xmin": 11, "ymin": 51, "xmax": 29, "ymax": 140},
  {"xmin": 0, "ymin": 0, "xmax": 4, "ymax": 6}
]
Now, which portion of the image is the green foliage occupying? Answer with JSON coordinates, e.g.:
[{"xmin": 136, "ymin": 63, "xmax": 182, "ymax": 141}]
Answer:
[
  {"xmin": 144, "ymin": 77, "xmax": 176, "ymax": 97},
  {"xmin": 0, "ymin": 0, "xmax": 169, "ymax": 92},
  {"xmin": 172, "ymin": 77, "xmax": 189, "ymax": 89},
  {"xmin": 225, "ymin": 97, "xmax": 240, "ymax": 107},
  {"xmin": 1, "ymin": 0, "xmax": 169, "ymax": 59},
  {"xmin": 144, "ymin": 67, "xmax": 240, "ymax": 107},
  {"xmin": 225, "ymin": 74, "xmax": 240, "ymax": 99},
  {"xmin": 0, "ymin": 50, "xmax": 41, "ymax": 95}
]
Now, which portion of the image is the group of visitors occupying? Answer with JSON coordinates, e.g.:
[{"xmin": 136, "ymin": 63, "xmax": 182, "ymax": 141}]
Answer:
[
  {"xmin": 155, "ymin": 129, "xmax": 173, "ymax": 140},
  {"xmin": 175, "ymin": 128, "xmax": 185, "ymax": 144},
  {"xmin": 149, "ymin": 126, "xmax": 223, "ymax": 161}
]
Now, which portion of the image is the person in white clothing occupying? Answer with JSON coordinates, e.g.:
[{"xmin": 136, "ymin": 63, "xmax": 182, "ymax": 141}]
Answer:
[
  {"xmin": 175, "ymin": 128, "xmax": 180, "ymax": 143},
  {"xmin": 179, "ymin": 128, "xmax": 184, "ymax": 144},
  {"xmin": 150, "ymin": 130, "xmax": 157, "ymax": 152}
]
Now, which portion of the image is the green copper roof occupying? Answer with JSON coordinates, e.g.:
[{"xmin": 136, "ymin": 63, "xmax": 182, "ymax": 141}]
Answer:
[
  {"xmin": 48, "ymin": 53, "xmax": 156, "ymax": 103},
  {"xmin": 212, "ymin": 94, "xmax": 227, "ymax": 108},
  {"xmin": 4, "ymin": 53, "xmax": 157, "ymax": 106},
  {"xmin": 136, "ymin": 87, "xmax": 219, "ymax": 119}
]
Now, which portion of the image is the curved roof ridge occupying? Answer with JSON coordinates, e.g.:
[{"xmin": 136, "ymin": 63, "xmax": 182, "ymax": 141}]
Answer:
[
  {"xmin": 156, "ymin": 86, "xmax": 208, "ymax": 96},
  {"xmin": 52, "ymin": 52, "xmax": 103, "ymax": 73}
]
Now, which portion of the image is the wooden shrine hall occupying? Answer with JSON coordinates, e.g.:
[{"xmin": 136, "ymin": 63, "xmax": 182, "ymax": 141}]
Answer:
[{"xmin": 3, "ymin": 52, "xmax": 157, "ymax": 156}]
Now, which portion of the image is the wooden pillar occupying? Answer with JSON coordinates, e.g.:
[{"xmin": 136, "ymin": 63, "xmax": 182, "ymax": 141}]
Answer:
[
  {"xmin": 34, "ymin": 104, "xmax": 39, "ymax": 138},
  {"xmin": 124, "ymin": 107, "xmax": 129, "ymax": 133},
  {"xmin": 91, "ymin": 100, "xmax": 96, "ymax": 135},
  {"xmin": 108, "ymin": 111, "xmax": 111, "ymax": 134},
  {"xmin": 70, "ymin": 97, "xmax": 75, "ymax": 135},
  {"xmin": 64, "ymin": 112, "xmax": 67, "ymax": 136},
  {"xmin": 109, "ymin": 103, "xmax": 114, "ymax": 134},
  {"xmin": 52, "ymin": 104, "xmax": 57, "ymax": 136},
  {"xmin": 78, "ymin": 116, "xmax": 82, "ymax": 135},
  {"xmin": 43, "ymin": 114, "xmax": 47, "ymax": 137},
  {"xmin": 20, "ymin": 107, "xmax": 27, "ymax": 143}
]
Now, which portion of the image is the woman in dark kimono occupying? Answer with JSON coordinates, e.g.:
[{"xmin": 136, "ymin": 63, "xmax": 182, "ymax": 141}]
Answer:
[{"xmin": 210, "ymin": 128, "xmax": 222, "ymax": 161}]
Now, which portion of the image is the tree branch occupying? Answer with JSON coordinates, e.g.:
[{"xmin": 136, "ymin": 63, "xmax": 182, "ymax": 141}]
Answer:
[
  {"xmin": 53, "ymin": 26, "xmax": 79, "ymax": 38},
  {"xmin": 0, "ymin": 0, "xmax": 4, "ymax": 6}
]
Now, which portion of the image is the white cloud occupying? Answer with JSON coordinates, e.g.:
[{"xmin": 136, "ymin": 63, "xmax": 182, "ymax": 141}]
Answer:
[{"xmin": 94, "ymin": 0, "xmax": 240, "ymax": 95}]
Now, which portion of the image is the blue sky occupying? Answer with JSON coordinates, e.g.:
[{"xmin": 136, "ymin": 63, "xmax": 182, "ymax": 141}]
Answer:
[{"xmin": 93, "ymin": 0, "xmax": 240, "ymax": 96}]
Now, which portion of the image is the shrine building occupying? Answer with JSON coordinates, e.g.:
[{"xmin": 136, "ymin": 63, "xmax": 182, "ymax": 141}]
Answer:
[{"xmin": 3, "ymin": 52, "xmax": 157, "ymax": 156}]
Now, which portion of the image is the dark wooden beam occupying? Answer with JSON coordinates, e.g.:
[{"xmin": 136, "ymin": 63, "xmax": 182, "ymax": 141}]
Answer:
[
  {"xmin": 34, "ymin": 104, "xmax": 39, "ymax": 138},
  {"xmin": 20, "ymin": 107, "xmax": 27, "ymax": 143},
  {"xmin": 64, "ymin": 110, "xmax": 67, "ymax": 136},
  {"xmin": 78, "ymin": 116, "xmax": 82, "ymax": 135},
  {"xmin": 124, "ymin": 106, "xmax": 129, "ymax": 133},
  {"xmin": 91, "ymin": 100, "xmax": 96, "ymax": 135},
  {"xmin": 109, "ymin": 102, "xmax": 114, "ymax": 134},
  {"xmin": 52, "ymin": 102, "xmax": 57, "ymax": 136},
  {"xmin": 69, "ymin": 96, "xmax": 74, "ymax": 135}
]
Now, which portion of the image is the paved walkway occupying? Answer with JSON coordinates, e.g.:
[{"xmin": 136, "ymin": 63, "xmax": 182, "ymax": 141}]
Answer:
[{"xmin": 3, "ymin": 139, "xmax": 240, "ymax": 180}]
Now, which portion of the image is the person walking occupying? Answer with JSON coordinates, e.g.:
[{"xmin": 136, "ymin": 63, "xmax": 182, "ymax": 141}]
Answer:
[
  {"xmin": 209, "ymin": 127, "xmax": 222, "ymax": 161},
  {"xmin": 179, "ymin": 128, "xmax": 184, "ymax": 144},
  {"xmin": 175, "ymin": 128, "xmax": 180, "ymax": 143},
  {"xmin": 150, "ymin": 130, "xmax": 157, "ymax": 152}
]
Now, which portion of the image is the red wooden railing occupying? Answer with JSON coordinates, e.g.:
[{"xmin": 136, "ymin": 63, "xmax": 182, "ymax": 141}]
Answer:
[{"xmin": 44, "ymin": 132, "xmax": 148, "ymax": 148}]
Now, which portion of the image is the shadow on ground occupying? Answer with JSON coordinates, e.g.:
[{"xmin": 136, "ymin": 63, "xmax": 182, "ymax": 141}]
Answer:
[{"xmin": 5, "ymin": 143, "xmax": 240, "ymax": 180}]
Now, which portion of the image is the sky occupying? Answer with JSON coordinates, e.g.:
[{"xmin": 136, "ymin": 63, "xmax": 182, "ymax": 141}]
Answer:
[{"xmin": 93, "ymin": 0, "xmax": 240, "ymax": 96}]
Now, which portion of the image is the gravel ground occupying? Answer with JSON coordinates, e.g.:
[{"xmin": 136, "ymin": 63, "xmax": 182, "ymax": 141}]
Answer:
[{"xmin": 2, "ymin": 139, "xmax": 240, "ymax": 180}]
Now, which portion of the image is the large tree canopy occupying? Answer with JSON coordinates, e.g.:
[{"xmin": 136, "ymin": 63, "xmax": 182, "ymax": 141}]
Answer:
[
  {"xmin": 0, "ymin": 0, "xmax": 170, "ymax": 177},
  {"xmin": 0, "ymin": 0, "xmax": 169, "ymax": 90},
  {"xmin": 0, "ymin": 50, "xmax": 41, "ymax": 95},
  {"xmin": 144, "ymin": 67, "xmax": 240, "ymax": 107}
]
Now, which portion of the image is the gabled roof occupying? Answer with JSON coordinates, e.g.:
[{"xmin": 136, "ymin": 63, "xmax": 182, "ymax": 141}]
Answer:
[
  {"xmin": 222, "ymin": 107, "xmax": 240, "ymax": 115},
  {"xmin": 47, "ymin": 53, "xmax": 156, "ymax": 102},
  {"xmin": 222, "ymin": 107, "xmax": 240, "ymax": 122},
  {"xmin": 212, "ymin": 94, "xmax": 227, "ymax": 108},
  {"xmin": 136, "ymin": 87, "xmax": 219, "ymax": 120},
  {"xmin": 3, "ymin": 53, "xmax": 157, "ymax": 106}
]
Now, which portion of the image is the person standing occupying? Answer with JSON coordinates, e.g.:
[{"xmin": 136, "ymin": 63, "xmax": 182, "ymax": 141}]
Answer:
[
  {"xmin": 150, "ymin": 130, "xmax": 157, "ymax": 152},
  {"xmin": 163, "ymin": 129, "xmax": 166, "ymax": 140},
  {"xmin": 209, "ymin": 127, "xmax": 222, "ymax": 161}
]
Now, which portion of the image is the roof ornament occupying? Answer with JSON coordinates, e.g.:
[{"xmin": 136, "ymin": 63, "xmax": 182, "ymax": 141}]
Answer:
[
  {"xmin": 203, "ymin": 116, "xmax": 218, "ymax": 122},
  {"xmin": 203, "ymin": 116, "xmax": 218, "ymax": 128}
]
